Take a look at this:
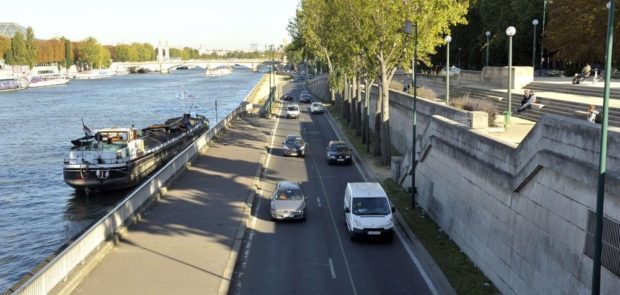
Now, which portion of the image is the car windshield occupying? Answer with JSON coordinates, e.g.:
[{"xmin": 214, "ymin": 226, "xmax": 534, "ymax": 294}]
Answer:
[
  {"xmin": 276, "ymin": 188, "xmax": 304, "ymax": 200},
  {"xmin": 286, "ymin": 137, "xmax": 304, "ymax": 145},
  {"xmin": 312, "ymin": 103, "xmax": 322, "ymax": 107},
  {"xmin": 288, "ymin": 106, "xmax": 299, "ymax": 111},
  {"xmin": 330, "ymin": 144, "xmax": 349, "ymax": 152},
  {"xmin": 352, "ymin": 197, "xmax": 390, "ymax": 215}
]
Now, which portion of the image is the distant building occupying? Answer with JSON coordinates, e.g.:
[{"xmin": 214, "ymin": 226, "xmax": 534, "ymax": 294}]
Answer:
[
  {"xmin": 0, "ymin": 22, "xmax": 27, "ymax": 38},
  {"xmin": 250, "ymin": 43, "xmax": 258, "ymax": 51}
]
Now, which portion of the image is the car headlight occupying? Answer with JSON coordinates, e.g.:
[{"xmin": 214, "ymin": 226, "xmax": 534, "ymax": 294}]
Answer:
[
  {"xmin": 345, "ymin": 155, "xmax": 351, "ymax": 158},
  {"xmin": 384, "ymin": 219, "xmax": 394, "ymax": 228},
  {"xmin": 283, "ymin": 146, "xmax": 290, "ymax": 150},
  {"xmin": 300, "ymin": 145, "xmax": 306, "ymax": 150},
  {"xmin": 352, "ymin": 219, "xmax": 362, "ymax": 227},
  {"xmin": 329, "ymin": 155, "xmax": 336, "ymax": 159}
]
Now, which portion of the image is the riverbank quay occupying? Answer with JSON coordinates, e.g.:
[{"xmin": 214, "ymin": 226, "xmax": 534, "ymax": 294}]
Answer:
[{"xmin": 7, "ymin": 75, "xmax": 270, "ymax": 295}]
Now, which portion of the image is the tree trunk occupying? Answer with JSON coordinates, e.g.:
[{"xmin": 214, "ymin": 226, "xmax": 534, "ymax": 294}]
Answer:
[
  {"xmin": 350, "ymin": 75, "xmax": 356, "ymax": 130},
  {"xmin": 380, "ymin": 67, "xmax": 391, "ymax": 165},
  {"xmin": 355, "ymin": 78, "xmax": 363, "ymax": 135},
  {"xmin": 374, "ymin": 84, "xmax": 382, "ymax": 157}
]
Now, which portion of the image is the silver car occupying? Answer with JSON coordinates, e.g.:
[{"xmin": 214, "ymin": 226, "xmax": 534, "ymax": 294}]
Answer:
[{"xmin": 270, "ymin": 181, "xmax": 307, "ymax": 221}]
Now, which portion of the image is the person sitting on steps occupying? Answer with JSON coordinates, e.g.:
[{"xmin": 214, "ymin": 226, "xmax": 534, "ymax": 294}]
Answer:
[
  {"xmin": 587, "ymin": 105, "xmax": 600, "ymax": 123},
  {"xmin": 517, "ymin": 90, "xmax": 537, "ymax": 112}
]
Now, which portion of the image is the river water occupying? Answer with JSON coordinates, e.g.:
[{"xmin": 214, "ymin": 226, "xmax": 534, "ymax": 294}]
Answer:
[{"xmin": 0, "ymin": 69, "xmax": 262, "ymax": 290}]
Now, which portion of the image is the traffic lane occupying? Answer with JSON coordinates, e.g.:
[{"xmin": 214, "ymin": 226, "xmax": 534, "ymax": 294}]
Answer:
[
  {"xmin": 302, "ymin": 109, "xmax": 433, "ymax": 294},
  {"xmin": 234, "ymin": 95, "xmax": 353, "ymax": 295}
]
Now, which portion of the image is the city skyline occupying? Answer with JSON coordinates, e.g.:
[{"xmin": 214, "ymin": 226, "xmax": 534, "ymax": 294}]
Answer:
[{"xmin": 2, "ymin": 0, "xmax": 299, "ymax": 50}]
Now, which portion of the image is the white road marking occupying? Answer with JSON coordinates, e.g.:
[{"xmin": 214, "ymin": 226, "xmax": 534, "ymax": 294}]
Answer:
[
  {"xmin": 328, "ymin": 258, "xmax": 337, "ymax": 279},
  {"xmin": 317, "ymin": 197, "xmax": 322, "ymax": 208},
  {"xmin": 316, "ymin": 86, "xmax": 440, "ymax": 295},
  {"xmin": 307, "ymin": 142, "xmax": 358, "ymax": 295}
]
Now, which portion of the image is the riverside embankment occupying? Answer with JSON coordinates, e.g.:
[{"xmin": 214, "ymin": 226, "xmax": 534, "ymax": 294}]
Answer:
[{"xmin": 4, "ymin": 71, "xmax": 270, "ymax": 295}]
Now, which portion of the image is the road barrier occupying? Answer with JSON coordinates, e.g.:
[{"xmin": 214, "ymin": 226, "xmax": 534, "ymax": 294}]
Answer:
[{"xmin": 10, "ymin": 75, "xmax": 266, "ymax": 295}]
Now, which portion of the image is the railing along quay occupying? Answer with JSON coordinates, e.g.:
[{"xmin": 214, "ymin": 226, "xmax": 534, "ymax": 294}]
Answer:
[{"xmin": 8, "ymin": 75, "xmax": 266, "ymax": 295}]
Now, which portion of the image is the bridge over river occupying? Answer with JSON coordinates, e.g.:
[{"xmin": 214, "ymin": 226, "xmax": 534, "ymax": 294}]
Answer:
[{"xmin": 112, "ymin": 59, "xmax": 274, "ymax": 72}]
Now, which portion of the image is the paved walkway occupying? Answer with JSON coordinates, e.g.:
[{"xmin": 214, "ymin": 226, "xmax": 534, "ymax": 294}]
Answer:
[{"xmin": 71, "ymin": 116, "xmax": 273, "ymax": 295}]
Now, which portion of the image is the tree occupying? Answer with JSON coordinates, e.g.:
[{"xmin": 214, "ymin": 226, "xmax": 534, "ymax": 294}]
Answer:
[
  {"xmin": 0, "ymin": 36, "xmax": 10, "ymax": 60},
  {"xmin": 25, "ymin": 27, "xmax": 37, "ymax": 68},
  {"xmin": 61, "ymin": 38, "xmax": 73, "ymax": 69},
  {"xmin": 545, "ymin": 0, "xmax": 618, "ymax": 66},
  {"xmin": 8, "ymin": 31, "xmax": 27, "ymax": 65}
]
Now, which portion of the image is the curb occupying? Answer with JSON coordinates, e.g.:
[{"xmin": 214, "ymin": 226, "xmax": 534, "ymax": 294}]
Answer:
[{"xmin": 321, "ymin": 107, "xmax": 456, "ymax": 295}]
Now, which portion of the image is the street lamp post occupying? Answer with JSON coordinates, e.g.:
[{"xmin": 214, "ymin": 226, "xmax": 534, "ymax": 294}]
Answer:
[
  {"xmin": 268, "ymin": 46, "xmax": 272, "ymax": 117},
  {"xmin": 540, "ymin": 0, "xmax": 550, "ymax": 76},
  {"xmin": 532, "ymin": 19, "xmax": 539, "ymax": 70},
  {"xmin": 592, "ymin": 3, "xmax": 615, "ymax": 294},
  {"xmin": 458, "ymin": 47, "xmax": 462, "ymax": 67},
  {"xmin": 485, "ymin": 31, "xmax": 491, "ymax": 67},
  {"xmin": 405, "ymin": 20, "xmax": 418, "ymax": 207},
  {"xmin": 445, "ymin": 35, "xmax": 452, "ymax": 105},
  {"xmin": 505, "ymin": 26, "xmax": 516, "ymax": 128}
]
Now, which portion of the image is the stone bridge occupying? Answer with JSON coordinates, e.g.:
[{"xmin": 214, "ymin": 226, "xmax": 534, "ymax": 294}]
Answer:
[{"xmin": 110, "ymin": 59, "xmax": 274, "ymax": 72}]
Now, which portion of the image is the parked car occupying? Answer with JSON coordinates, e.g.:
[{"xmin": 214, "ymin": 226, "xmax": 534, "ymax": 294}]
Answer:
[
  {"xmin": 270, "ymin": 181, "xmax": 307, "ymax": 221},
  {"xmin": 438, "ymin": 65, "xmax": 461, "ymax": 77},
  {"xmin": 310, "ymin": 102, "xmax": 324, "ymax": 114},
  {"xmin": 286, "ymin": 104, "xmax": 300, "ymax": 118},
  {"xmin": 282, "ymin": 135, "xmax": 306, "ymax": 157},
  {"xmin": 326, "ymin": 140, "xmax": 352, "ymax": 165},
  {"xmin": 343, "ymin": 182, "xmax": 395, "ymax": 242},
  {"xmin": 300, "ymin": 94, "xmax": 312, "ymax": 103},
  {"xmin": 283, "ymin": 94, "xmax": 294, "ymax": 101}
]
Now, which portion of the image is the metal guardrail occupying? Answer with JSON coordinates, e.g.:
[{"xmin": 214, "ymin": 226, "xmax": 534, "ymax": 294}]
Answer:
[{"xmin": 11, "ymin": 75, "xmax": 267, "ymax": 295}]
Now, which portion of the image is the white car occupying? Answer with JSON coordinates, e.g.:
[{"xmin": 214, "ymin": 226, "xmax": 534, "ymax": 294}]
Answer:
[
  {"xmin": 286, "ymin": 104, "xmax": 300, "ymax": 118},
  {"xmin": 310, "ymin": 102, "xmax": 324, "ymax": 114}
]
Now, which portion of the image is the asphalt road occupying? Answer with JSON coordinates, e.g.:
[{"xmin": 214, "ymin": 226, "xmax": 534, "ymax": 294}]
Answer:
[{"xmin": 230, "ymin": 81, "xmax": 433, "ymax": 295}]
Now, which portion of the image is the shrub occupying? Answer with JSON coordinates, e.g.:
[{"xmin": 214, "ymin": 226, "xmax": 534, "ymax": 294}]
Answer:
[
  {"xmin": 450, "ymin": 95, "xmax": 497, "ymax": 127},
  {"xmin": 416, "ymin": 86, "xmax": 439, "ymax": 100}
]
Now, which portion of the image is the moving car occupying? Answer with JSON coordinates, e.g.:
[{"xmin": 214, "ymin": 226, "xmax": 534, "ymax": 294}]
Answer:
[
  {"xmin": 286, "ymin": 104, "xmax": 300, "ymax": 118},
  {"xmin": 299, "ymin": 93, "xmax": 312, "ymax": 103},
  {"xmin": 310, "ymin": 102, "xmax": 324, "ymax": 114},
  {"xmin": 282, "ymin": 94, "xmax": 294, "ymax": 101},
  {"xmin": 343, "ymin": 182, "xmax": 395, "ymax": 242},
  {"xmin": 271, "ymin": 181, "xmax": 307, "ymax": 221},
  {"xmin": 282, "ymin": 135, "xmax": 306, "ymax": 157},
  {"xmin": 326, "ymin": 140, "xmax": 352, "ymax": 165}
]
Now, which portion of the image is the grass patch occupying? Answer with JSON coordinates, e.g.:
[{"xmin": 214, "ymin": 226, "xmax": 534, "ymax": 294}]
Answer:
[
  {"xmin": 382, "ymin": 179, "xmax": 500, "ymax": 294},
  {"xmin": 325, "ymin": 102, "xmax": 499, "ymax": 294}
]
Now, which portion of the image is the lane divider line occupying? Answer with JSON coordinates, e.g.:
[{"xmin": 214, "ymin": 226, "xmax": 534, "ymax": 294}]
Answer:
[
  {"xmin": 317, "ymin": 197, "xmax": 322, "ymax": 208},
  {"xmin": 328, "ymin": 258, "xmax": 337, "ymax": 279}
]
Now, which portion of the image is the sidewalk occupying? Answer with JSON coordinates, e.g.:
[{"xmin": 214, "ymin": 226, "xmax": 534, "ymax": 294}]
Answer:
[{"xmin": 70, "ymin": 116, "xmax": 273, "ymax": 295}]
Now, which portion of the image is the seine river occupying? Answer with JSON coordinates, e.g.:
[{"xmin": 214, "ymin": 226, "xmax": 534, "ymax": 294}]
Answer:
[{"xmin": 0, "ymin": 69, "xmax": 262, "ymax": 290}]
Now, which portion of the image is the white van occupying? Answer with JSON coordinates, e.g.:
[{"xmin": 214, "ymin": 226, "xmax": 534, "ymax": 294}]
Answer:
[{"xmin": 343, "ymin": 182, "xmax": 395, "ymax": 241}]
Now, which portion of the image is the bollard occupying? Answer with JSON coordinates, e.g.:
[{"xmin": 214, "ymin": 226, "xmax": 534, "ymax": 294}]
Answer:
[{"xmin": 503, "ymin": 111, "xmax": 511, "ymax": 128}]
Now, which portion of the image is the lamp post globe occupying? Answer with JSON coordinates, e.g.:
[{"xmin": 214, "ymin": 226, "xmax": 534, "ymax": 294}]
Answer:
[
  {"xmin": 532, "ymin": 19, "xmax": 539, "ymax": 26},
  {"xmin": 445, "ymin": 35, "xmax": 451, "ymax": 105},
  {"xmin": 506, "ymin": 26, "xmax": 516, "ymax": 37}
]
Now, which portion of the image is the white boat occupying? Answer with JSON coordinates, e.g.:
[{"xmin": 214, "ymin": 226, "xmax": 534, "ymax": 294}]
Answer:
[
  {"xmin": 205, "ymin": 66, "xmax": 233, "ymax": 77},
  {"xmin": 28, "ymin": 71, "xmax": 70, "ymax": 88},
  {"xmin": 73, "ymin": 69, "xmax": 114, "ymax": 80},
  {"xmin": 0, "ymin": 77, "xmax": 27, "ymax": 92}
]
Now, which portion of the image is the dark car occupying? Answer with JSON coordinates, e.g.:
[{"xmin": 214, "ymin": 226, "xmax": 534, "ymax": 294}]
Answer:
[
  {"xmin": 283, "ymin": 135, "xmax": 306, "ymax": 157},
  {"xmin": 326, "ymin": 140, "xmax": 352, "ymax": 165},
  {"xmin": 299, "ymin": 94, "xmax": 312, "ymax": 103},
  {"xmin": 282, "ymin": 94, "xmax": 294, "ymax": 101}
]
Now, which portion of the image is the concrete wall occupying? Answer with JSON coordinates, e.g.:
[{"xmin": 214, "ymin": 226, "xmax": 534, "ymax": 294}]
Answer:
[
  {"xmin": 306, "ymin": 75, "xmax": 620, "ymax": 295},
  {"xmin": 482, "ymin": 66, "xmax": 534, "ymax": 89}
]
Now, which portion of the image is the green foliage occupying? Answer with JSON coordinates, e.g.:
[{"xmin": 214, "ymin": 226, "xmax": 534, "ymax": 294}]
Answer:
[
  {"xmin": 62, "ymin": 38, "xmax": 73, "ymax": 68},
  {"xmin": 7, "ymin": 31, "xmax": 27, "ymax": 65},
  {"xmin": 25, "ymin": 27, "xmax": 37, "ymax": 68},
  {"xmin": 0, "ymin": 36, "xmax": 10, "ymax": 60}
]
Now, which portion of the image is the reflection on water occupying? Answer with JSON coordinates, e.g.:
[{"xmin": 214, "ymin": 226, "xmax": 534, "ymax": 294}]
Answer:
[{"xmin": 0, "ymin": 69, "xmax": 261, "ymax": 290}]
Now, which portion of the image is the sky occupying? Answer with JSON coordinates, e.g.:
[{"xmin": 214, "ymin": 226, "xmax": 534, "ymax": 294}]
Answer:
[{"xmin": 3, "ymin": 0, "xmax": 299, "ymax": 50}]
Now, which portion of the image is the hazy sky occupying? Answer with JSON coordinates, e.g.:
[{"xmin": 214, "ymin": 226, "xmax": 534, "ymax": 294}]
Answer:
[{"xmin": 4, "ymin": 0, "xmax": 299, "ymax": 50}]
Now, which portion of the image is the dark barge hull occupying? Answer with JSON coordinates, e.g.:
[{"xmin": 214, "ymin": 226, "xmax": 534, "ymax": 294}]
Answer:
[{"xmin": 64, "ymin": 121, "xmax": 208, "ymax": 192}]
